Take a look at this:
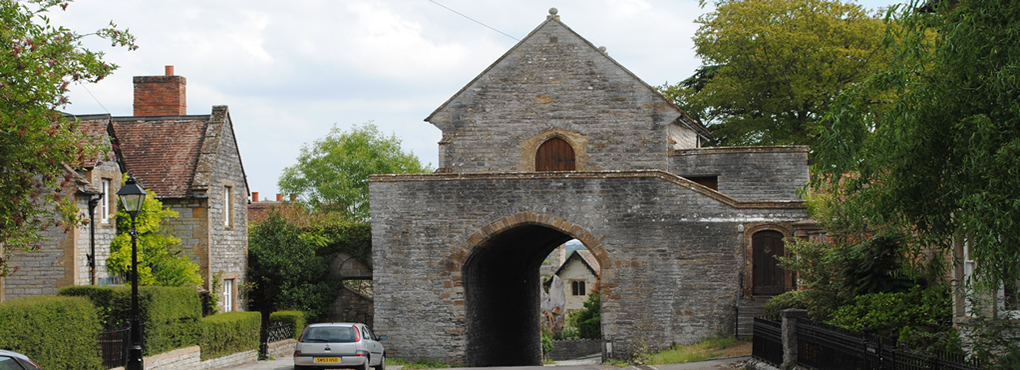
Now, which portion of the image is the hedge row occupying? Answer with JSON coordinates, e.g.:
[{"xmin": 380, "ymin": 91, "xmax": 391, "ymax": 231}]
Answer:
[
  {"xmin": 0, "ymin": 296, "xmax": 104, "ymax": 370},
  {"xmin": 58, "ymin": 285, "xmax": 201, "ymax": 355},
  {"xmin": 270, "ymin": 310, "xmax": 306, "ymax": 339},
  {"xmin": 199, "ymin": 311, "xmax": 261, "ymax": 360}
]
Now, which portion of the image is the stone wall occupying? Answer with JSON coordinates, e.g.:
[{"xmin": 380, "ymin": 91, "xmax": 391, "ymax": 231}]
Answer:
[
  {"xmin": 370, "ymin": 170, "xmax": 808, "ymax": 364},
  {"xmin": 108, "ymin": 345, "xmax": 259, "ymax": 370},
  {"xmin": 548, "ymin": 339, "xmax": 602, "ymax": 361},
  {"xmin": 204, "ymin": 107, "xmax": 249, "ymax": 312},
  {"xmin": 426, "ymin": 19, "xmax": 698, "ymax": 174},
  {"xmin": 669, "ymin": 146, "xmax": 810, "ymax": 202}
]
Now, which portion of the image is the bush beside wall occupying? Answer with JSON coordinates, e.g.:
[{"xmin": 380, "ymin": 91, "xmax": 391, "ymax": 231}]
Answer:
[
  {"xmin": 270, "ymin": 310, "xmax": 306, "ymax": 339},
  {"xmin": 59, "ymin": 285, "xmax": 202, "ymax": 355},
  {"xmin": 0, "ymin": 296, "xmax": 104, "ymax": 370},
  {"xmin": 199, "ymin": 312, "xmax": 261, "ymax": 360}
]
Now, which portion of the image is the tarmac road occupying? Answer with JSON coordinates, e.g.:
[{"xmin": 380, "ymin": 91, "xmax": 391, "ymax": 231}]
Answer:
[{"xmin": 219, "ymin": 354, "xmax": 750, "ymax": 370}]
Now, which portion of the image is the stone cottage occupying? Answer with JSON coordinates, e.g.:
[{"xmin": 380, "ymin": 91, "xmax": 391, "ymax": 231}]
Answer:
[
  {"xmin": 370, "ymin": 10, "xmax": 812, "ymax": 366},
  {"xmin": 1, "ymin": 66, "xmax": 250, "ymax": 313},
  {"xmin": 546, "ymin": 249, "xmax": 600, "ymax": 315}
]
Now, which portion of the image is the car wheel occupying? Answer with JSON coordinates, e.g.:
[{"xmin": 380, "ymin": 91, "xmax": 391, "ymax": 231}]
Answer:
[
  {"xmin": 373, "ymin": 354, "xmax": 386, "ymax": 370},
  {"xmin": 357, "ymin": 357, "xmax": 369, "ymax": 370}
]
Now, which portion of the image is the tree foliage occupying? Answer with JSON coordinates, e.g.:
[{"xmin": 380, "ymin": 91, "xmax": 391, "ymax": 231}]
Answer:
[
  {"xmin": 660, "ymin": 0, "xmax": 885, "ymax": 146},
  {"xmin": 1, "ymin": 0, "xmax": 135, "ymax": 274},
  {"xmin": 278, "ymin": 123, "xmax": 432, "ymax": 221},
  {"xmin": 247, "ymin": 209, "xmax": 336, "ymax": 322},
  {"xmin": 813, "ymin": 0, "xmax": 1020, "ymax": 291},
  {"xmin": 107, "ymin": 189, "xmax": 203, "ymax": 287},
  {"xmin": 568, "ymin": 292, "xmax": 601, "ymax": 339}
]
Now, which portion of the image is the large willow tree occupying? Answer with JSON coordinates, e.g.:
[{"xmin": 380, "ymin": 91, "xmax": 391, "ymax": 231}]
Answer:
[{"xmin": 814, "ymin": 0, "xmax": 1020, "ymax": 291}]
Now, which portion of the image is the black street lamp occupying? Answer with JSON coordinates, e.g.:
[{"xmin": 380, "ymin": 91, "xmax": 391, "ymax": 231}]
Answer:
[{"xmin": 117, "ymin": 174, "xmax": 146, "ymax": 370}]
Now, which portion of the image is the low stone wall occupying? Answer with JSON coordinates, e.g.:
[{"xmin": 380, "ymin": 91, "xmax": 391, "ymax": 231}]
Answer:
[
  {"xmin": 108, "ymin": 342, "xmax": 278, "ymax": 370},
  {"xmin": 267, "ymin": 339, "xmax": 297, "ymax": 359},
  {"xmin": 548, "ymin": 339, "xmax": 601, "ymax": 361}
]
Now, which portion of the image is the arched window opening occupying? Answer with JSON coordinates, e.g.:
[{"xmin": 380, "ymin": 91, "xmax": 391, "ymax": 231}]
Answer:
[{"xmin": 535, "ymin": 137, "xmax": 575, "ymax": 172}]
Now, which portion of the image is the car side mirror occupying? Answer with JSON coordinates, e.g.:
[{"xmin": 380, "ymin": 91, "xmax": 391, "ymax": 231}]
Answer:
[{"xmin": 378, "ymin": 335, "xmax": 387, "ymax": 341}]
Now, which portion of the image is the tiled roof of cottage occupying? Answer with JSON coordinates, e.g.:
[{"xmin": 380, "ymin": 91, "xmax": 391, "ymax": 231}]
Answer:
[
  {"xmin": 552, "ymin": 249, "xmax": 601, "ymax": 279},
  {"xmin": 110, "ymin": 115, "xmax": 209, "ymax": 198}
]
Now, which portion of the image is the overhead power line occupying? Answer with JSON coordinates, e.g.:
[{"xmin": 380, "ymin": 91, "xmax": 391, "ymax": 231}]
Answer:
[{"xmin": 427, "ymin": 0, "xmax": 520, "ymax": 41}]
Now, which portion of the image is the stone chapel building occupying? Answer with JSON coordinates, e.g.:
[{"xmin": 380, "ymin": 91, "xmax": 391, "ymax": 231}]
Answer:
[
  {"xmin": 369, "ymin": 10, "xmax": 813, "ymax": 366},
  {"xmin": 0, "ymin": 66, "xmax": 249, "ymax": 313}
]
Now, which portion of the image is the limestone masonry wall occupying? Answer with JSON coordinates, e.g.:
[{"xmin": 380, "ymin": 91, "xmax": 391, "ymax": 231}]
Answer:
[{"xmin": 370, "ymin": 172, "xmax": 807, "ymax": 362}]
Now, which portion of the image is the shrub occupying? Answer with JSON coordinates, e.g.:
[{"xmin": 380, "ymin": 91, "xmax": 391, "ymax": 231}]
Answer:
[
  {"xmin": 199, "ymin": 312, "xmax": 261, "ymax": 360},
  {"xmin": 59, "ymin": 285, "xmax": 202, "ymax": 355},
  {"xmin": 0, "ymin": 296, "xmax": 104, "ymax": 370},
  {"xmin": 270, "ymin": 310, "xmax": 306, "ymax": 339},
  {"xmin": 568, "ymin": 292, "xmax": 601, "ymax": 339},
  {"xmin": 828, "ymin": 284, "xmax": 956, "ymax": 352}
]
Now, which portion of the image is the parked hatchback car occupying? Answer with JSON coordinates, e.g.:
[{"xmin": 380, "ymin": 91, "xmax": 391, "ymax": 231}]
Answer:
[
  {"xmin": 0, "ymin": 349, "xmax": 40, "ymax": 370},
  {"xmin": 294, "ymin": 323, "xmax": 386, "ymax": 370}
]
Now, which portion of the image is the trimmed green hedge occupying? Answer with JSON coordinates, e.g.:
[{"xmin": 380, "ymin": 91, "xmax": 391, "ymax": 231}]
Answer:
[
  {"xmin": 0, "ymin": 296, "xmax": 104, "ymax": 370},
  {"xmin": 199, "ymin": 312, "xmax": 261, "ymax": 360},
  {"xmin": 270, "ymin": 310, "xmax": 306, "ymax": 339},
  {"xmin": 59, "ymin": 285, "xmax": 201, "ymax": 355}
]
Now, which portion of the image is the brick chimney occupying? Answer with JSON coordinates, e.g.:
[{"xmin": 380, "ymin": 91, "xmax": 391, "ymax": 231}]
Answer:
[{"xmin": 133, "ymin": 65, "xmax": 186, "ymax": 116}]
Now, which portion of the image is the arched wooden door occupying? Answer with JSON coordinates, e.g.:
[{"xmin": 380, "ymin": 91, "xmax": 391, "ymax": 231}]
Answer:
[
  {"xmin": 752, "ymin": 230, "xmax": 786, "ymax": 295},
  {"xmin": 536, "ymin": 137, "xmax": 575, "ymax": 172}
]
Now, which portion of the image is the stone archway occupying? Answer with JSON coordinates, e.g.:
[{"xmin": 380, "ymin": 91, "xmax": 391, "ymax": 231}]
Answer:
[{"xmin": 450, "ymin": 213, "xmax": 608, "ymax": 366}]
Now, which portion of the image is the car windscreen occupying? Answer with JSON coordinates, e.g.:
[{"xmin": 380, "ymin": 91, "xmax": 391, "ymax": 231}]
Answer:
[
  {"xmin": 301, "ymin": 326, "xmax": 359, "ymax": 343},
  {"xmin": 0, "ymin": 356, "xmax": 27, "ymax": 370}
]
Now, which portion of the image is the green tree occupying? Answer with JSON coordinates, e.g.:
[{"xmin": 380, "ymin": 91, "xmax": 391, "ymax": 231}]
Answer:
[
  {"xmin": 1, "ymin": 0, "xmax": 135, "ymax": 275},
  {"xmin": 660, "ymin": 0, "xmax": 885, "ymax": 146},
  {"xmin": 814, "ymin": 0, "xmax": 1020, "ymax": 292},
  {"xmin": 278, "ymin": 123, "xmax": 432, "ymax": 221},
  {"xmin": 107, "ymin": 189, "xmax": 203, "ymax": 287},
  {"xmin": 568, "ymin": 292, "xmax": 601, "ymax": 339},
  {"xmin": 247, "ymin": 209, "xmax": 336, "ymax": 322}
]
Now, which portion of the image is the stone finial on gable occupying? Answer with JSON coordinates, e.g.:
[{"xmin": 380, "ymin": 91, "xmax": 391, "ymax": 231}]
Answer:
[{"xmin": 547, "ymin": 8, "xmax": 560, "ymax": 21}]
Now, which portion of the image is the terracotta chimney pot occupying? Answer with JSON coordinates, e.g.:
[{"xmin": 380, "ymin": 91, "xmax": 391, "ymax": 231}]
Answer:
[
  {"xmin": 252, "ymin": 192, "xmax": 259, "ymax": 202},
  {"xmin": 276, "ymin": 194, "xmax": 283, "ymax": 201}
]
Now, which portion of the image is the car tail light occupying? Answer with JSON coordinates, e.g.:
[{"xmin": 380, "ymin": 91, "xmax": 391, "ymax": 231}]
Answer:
[
  {"xmin": 355, "ymin": 350, "xmax": 369, "ymax": 357},
  {"xmin": 354, "ymin": 327, "xmax": 362, "ymax": 342}
]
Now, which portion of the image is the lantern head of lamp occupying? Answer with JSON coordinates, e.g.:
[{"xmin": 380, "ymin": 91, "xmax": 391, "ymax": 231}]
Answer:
[{"xmin": 117, "ymin": 174, "xmax": 147, "ymax": 215}]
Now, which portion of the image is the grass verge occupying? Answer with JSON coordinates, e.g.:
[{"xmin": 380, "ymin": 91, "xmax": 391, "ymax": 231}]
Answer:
[{"xmin": 644, "ymin": 336, "xmax": 751, "ymax": 365}]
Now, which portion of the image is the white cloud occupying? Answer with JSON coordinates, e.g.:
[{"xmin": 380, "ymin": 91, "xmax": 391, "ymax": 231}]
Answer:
[{"xmin": 49, "ymin": 0, "xmax": 901, "ymax": 196}]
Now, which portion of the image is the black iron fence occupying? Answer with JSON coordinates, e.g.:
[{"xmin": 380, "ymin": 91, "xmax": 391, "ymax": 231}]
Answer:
[
  {"xmin": 753, "ymin": 316, "xmax": 981, "ymax": 370},
  {"xmin": 98, "ymin": 323, "xmax": 131, "ymax": 369},
  {"xmin": 752, "ymin": 316, "xmax": 783, "ymax": 367},
  {"xmin": 265, "ymin": 322, "xmax": 294, "ymax": 343}
]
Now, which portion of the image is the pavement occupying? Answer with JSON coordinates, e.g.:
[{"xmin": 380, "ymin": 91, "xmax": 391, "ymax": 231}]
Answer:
[{"xmin": 219, "ymin": 354, "xmax": 750, "ymax": 370}]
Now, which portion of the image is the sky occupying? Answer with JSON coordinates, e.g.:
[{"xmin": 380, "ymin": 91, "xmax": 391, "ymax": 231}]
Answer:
[{"xmin": 53, "ymin": 0, "xmax": 902, "ymax": 199}]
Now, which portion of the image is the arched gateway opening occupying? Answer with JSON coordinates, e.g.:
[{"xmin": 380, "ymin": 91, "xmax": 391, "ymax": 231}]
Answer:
[{"xmin": 463, "ymin": 224, "xmax": 593, "ymax": 366}]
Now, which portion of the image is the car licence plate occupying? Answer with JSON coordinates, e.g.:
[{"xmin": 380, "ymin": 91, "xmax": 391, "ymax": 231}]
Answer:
[{"xmin": 315, "ymin": 358, "xmax": 340, "ymax": 363}]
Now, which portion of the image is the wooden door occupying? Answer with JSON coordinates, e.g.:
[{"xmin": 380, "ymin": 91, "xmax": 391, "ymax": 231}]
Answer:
[
  {"xmin": 536, "ymin": 137, "xmax": 575, "ymax": 171},
  {"xmin": 752, "ymin": 230, "xmax": 786, "ymax": 295}
]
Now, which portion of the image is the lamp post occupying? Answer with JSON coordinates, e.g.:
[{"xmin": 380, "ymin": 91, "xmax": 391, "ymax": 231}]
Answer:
[
  {"xmin": 87, "ymin": 193, "xmax": 103, "ymax": 285},
  {"xmin": 117, "ymin": 174, "xmax": 146, "ymax": 370}
]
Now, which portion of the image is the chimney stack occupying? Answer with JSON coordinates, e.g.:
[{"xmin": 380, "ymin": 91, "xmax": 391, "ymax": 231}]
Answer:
[
  {"xmin": 133, "ymin": 65, "xmax": 187, "ymax": 116},
  {"xmin": 276, "ymin": 194, "xmax": 283, "ymax": 201},
  {"xmin": 252, "ymin": 192, "xmax": 259, "ymax": 202}
]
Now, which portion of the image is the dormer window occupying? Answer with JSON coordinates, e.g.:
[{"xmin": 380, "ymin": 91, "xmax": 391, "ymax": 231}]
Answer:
[{"xmin": 536, "ymin": 137, "xmax": 575, "ymax": 172}]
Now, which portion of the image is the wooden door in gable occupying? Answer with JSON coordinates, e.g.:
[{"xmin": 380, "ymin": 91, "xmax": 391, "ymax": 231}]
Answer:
[{"xmin": 536, "ymin": 137, "xmax": 575, "ymax": 172}]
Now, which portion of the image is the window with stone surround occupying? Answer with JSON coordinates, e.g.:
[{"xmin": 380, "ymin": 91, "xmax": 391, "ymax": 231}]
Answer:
[
  {"xmin": 224, "ymin": 185, "xmax": 232, "ymax": 228},
  {"xmin": 101, "ymin": 178, "xmax": 111, "ymax": 223},
  {"xmin": 223, "ymin": 279, "xmax": 234, "ymax": 312},
  {"xmin": 571, "ymin": 280, "xmax": 585, "ymax": 296}
]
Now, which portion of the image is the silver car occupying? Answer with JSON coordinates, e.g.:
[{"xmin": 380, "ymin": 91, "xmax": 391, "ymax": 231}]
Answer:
[
  {"xmin": 0, "ymin": 349, "xmax": 41, "ymax": 370},
  {"xmin": 294, "ymin": 323, "xmax": 386, "ymax": 370}
]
